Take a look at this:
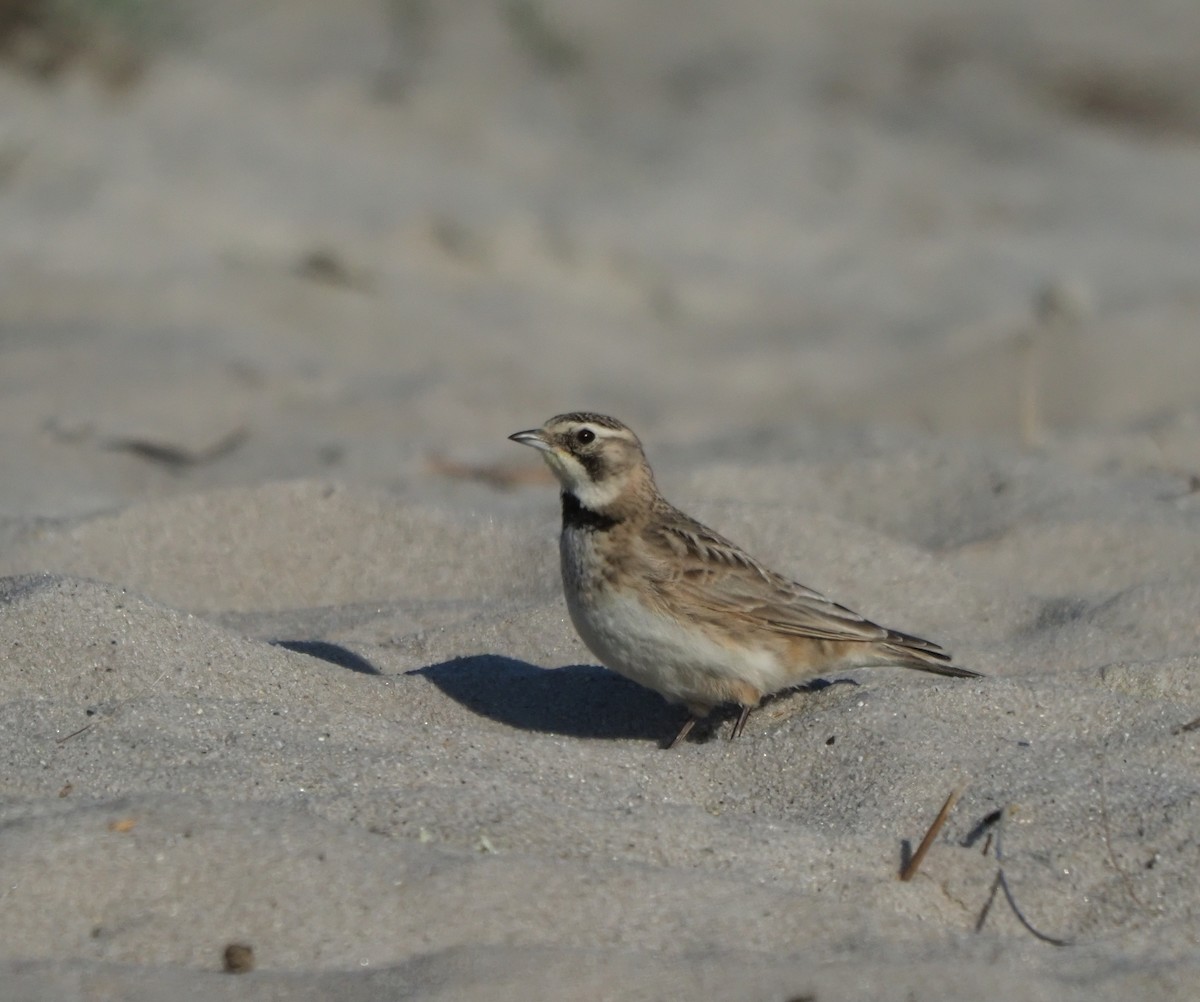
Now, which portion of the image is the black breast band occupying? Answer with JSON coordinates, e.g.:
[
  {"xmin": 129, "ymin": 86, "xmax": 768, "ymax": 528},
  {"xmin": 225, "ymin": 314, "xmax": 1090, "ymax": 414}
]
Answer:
[{"xmin": 561, "ymin": 492, "xmax": 621, "ymax": 531}]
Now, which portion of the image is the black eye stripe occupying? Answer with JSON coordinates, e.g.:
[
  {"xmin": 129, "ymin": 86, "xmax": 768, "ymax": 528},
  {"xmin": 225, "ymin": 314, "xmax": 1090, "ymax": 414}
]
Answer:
[{"xmin": 577, "ymin": 451, "xmax": 605, "ymax": 480}]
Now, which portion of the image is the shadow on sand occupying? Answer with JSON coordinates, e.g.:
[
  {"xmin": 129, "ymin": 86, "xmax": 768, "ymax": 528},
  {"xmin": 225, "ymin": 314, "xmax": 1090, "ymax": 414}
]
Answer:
[
  {"xmin": 408, "ymin": 655, "xmax": 857, "ymax": 744},
  {"xmin": 408, "ymin": 655, "xmax": 685, "ymax": 742},
  {"xmin": 273, "ymin": 639, "xmax": 383, "ymax": 675}
]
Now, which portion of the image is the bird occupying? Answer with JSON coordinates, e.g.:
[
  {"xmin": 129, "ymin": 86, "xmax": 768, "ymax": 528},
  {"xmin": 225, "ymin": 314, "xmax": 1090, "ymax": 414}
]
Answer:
[{"xmin": 509, "ymin": 412, "xmax": 980, "ymax": 747}]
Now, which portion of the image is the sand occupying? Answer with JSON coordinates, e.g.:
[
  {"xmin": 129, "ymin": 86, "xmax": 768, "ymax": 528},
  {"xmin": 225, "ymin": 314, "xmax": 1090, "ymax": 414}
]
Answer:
[{"xmin": 2, "ymin": 1, "xmax": 1199, "ymax": 998}]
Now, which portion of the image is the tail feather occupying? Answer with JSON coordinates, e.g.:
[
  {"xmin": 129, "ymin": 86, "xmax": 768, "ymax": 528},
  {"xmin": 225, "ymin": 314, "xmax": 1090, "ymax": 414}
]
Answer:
[{"xmin": 881, "ymin": 631, "xmax": 982, "ymax": 679}]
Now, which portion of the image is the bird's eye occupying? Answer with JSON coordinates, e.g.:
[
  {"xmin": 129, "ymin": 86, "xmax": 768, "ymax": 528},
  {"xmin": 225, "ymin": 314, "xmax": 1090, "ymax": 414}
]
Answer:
[{"xmin": 575, "ymin": 428, "xmax": 595, "ymax": 445}]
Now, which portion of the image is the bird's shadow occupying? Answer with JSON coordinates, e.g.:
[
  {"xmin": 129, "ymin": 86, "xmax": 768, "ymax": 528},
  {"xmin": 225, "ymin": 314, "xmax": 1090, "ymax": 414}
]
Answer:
[
  {"xmin": 408, "ymin": 656, "xmax": 857, "ymax": 743},
  {"xmin": 409, "ymin": 656, "xmax": 682, "ymax": 742},
  {"xmin": 273, "ymin": 639, "xmax": 383, "ymax": 675}
]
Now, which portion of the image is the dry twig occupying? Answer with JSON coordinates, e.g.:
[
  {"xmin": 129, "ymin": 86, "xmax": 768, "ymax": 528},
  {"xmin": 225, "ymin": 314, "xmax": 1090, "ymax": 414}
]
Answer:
[
  {"xmin": 427, "ymin": 453, "xmax": 554, "ymax": 490},
  {"xmin": 973, "ymin": 806, "xmax": 1070, "ymax": 947},
  {"xmin": 900, "ymin": 785, "xmax": 964, "ymax": 881},
  {"xmin": 1098, "ymin": 758, "xmax": 1143, "ymax": 907},
  {"xmin": 55, "ymin": 667, "xmax": 170, "ymax": 745}
]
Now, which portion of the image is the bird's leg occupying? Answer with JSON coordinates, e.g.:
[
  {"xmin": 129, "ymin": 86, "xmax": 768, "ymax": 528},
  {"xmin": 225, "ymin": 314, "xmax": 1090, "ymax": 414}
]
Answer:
[
  {"xmin": 665, "ymin": 715, "xmax": 698, "ymax": 749},
  {"xmin": 729, "ymin": 704, "xmax": 753, "ymax": 741}
]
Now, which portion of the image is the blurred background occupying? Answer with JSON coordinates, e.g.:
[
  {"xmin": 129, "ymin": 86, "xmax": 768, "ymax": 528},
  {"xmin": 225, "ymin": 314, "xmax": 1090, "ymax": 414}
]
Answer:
[{"xmin": 1, "ymin": 0, "xmax": 1199, "ymax": 518}]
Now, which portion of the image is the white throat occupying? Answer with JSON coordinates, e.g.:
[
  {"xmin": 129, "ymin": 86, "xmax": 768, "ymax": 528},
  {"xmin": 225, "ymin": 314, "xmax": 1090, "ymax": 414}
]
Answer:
[
  {"xmin": 543, "ymin": 449, "xmax": 628, "ymax": 511},
  {"xmin": 568, "ymin": 475, "xmax": 624, "ymax": 511}
]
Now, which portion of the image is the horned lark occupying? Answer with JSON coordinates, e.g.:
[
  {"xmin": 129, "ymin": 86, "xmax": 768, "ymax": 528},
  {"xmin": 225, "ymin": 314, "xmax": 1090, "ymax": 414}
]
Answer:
[{"xmin": 510, "ymin": 413, "xmax": 979, "ymax": 747}]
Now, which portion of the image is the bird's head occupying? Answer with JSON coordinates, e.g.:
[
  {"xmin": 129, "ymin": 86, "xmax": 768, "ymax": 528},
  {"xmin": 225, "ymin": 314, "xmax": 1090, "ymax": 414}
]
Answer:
[{"xmin": 509, "ymin": 412, "xmax": 650, "ymax": 510}]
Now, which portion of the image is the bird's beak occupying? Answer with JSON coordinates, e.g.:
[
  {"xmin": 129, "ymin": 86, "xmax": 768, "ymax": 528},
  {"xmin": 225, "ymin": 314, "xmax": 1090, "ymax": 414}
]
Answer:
[{"xmin": 508, "ymin": 428, "xmax": 554, "ymax": 453}]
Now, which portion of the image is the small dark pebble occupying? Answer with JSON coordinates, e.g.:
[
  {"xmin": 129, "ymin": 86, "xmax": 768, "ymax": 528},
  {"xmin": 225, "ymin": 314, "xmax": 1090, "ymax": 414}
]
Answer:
[{"xmin": 223, "ymin": 943, "xmax": 255, "ymax": 974}]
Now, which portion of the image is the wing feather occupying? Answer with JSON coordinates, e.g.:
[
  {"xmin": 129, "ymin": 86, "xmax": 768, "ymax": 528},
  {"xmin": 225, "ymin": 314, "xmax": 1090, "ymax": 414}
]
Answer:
[{"xmin": 644, "ymin": 509, "xmax": 893, "ymax": 644}]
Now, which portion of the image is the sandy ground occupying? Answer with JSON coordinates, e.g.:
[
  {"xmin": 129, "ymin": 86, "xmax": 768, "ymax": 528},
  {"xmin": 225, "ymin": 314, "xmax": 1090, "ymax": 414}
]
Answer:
[{"xmin": 2, "ymin": 1, "xmax": 1199, "ymax": 998}]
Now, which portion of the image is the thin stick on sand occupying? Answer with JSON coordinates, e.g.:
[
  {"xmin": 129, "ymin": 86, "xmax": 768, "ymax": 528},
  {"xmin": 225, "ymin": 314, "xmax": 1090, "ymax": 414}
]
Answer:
[
  {"xmin": 427, "ymin": 453, "xmax": 554, "ymax": 489},
  {"xmin": 1016, "ymin": 325, "xmax": 1044, "ymax": 449},
  {"xmin": 54, "ymin": 668, "xmax": 171, "ymax": 745},
  {"xmin": 973, "ymin": 806, "xmax": 1071, "ymax": 947},
  {"xmin": 1098, "ymin": 755, "xmax": 1143, "ymax": 907},
  {"xmin": 900, "ymin": 785, "xmax": 965, "ymax": 882},
  {"xmin": 55, "ymin": 723, "xmax": 95, "ymax": 745}
]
